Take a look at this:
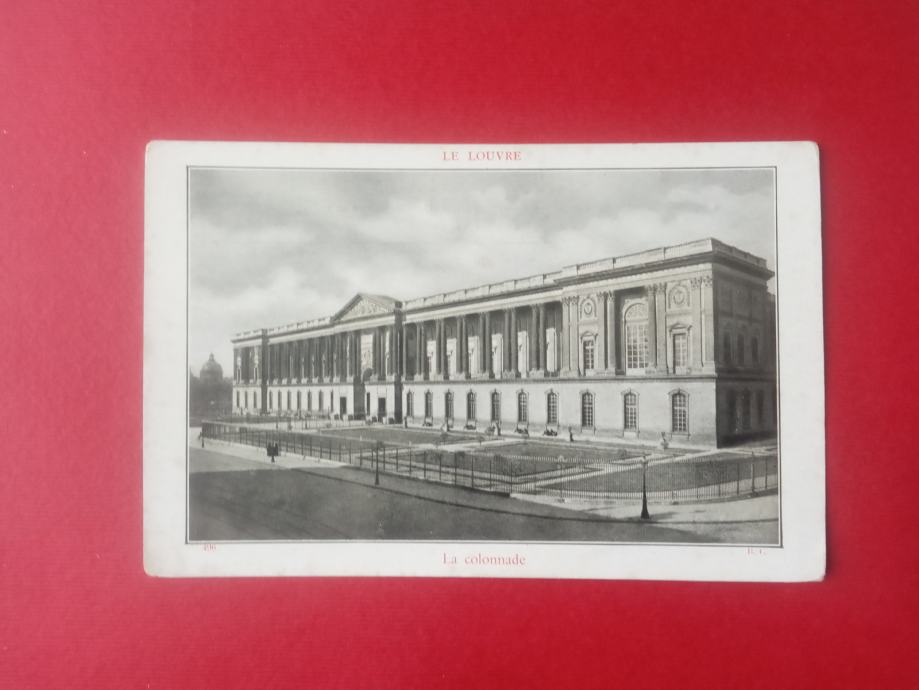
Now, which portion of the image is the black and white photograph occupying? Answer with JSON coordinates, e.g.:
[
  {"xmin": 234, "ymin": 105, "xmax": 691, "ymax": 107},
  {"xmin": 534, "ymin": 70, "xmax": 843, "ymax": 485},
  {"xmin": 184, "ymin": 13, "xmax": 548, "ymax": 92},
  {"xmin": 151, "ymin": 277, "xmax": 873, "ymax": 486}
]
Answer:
[{"xmin": 144, "ymin": 142, "xmax": 824, "ymax": 580}]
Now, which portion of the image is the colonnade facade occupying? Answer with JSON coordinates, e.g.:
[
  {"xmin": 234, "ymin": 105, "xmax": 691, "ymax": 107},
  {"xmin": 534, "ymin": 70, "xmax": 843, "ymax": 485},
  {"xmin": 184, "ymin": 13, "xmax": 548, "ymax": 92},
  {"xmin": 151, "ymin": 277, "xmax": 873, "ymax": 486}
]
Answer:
[{"xmin": 230, "ymin": 238, "xmax": 778, "ymax": 447}]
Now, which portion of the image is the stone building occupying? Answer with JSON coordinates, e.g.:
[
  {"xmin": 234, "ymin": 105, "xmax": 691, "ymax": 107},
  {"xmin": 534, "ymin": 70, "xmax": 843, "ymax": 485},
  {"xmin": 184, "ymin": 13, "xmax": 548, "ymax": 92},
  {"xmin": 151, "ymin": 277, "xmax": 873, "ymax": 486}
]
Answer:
[
  {"xmin": 231, "ymin": 238, "xmax": 776, "ymax": 446},
  {"xmin": 189, "ymin": 353, "xmax": 233, "ymax": 421}
]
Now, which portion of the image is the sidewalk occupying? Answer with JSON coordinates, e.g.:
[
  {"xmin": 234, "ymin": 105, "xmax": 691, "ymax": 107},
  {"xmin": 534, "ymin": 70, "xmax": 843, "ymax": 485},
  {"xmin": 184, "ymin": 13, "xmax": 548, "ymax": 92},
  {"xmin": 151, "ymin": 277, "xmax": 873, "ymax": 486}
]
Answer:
[
  {"xmin": 189, "ymin": 431, "xmax": 345, "ymax": 471},
  {"xmin": 515, "ymin": 491, "xmax": 779, "ymax": 524}
]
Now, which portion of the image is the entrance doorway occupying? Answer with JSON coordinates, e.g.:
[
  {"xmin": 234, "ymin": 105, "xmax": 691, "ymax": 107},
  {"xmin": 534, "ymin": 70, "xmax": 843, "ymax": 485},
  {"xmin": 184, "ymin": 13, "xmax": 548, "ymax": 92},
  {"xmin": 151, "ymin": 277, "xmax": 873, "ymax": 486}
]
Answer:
[{"xmin": 377, "ymin": 397, "xmax": 387, "ymax": 419}]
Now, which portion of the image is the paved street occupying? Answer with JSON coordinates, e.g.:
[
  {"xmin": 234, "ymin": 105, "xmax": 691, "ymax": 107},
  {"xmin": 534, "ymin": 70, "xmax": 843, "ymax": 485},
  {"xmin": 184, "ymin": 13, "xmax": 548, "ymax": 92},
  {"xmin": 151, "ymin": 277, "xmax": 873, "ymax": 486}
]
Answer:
[{"xmin": 188, "ymin": 444, "xmax": 714, "ymax": 542}]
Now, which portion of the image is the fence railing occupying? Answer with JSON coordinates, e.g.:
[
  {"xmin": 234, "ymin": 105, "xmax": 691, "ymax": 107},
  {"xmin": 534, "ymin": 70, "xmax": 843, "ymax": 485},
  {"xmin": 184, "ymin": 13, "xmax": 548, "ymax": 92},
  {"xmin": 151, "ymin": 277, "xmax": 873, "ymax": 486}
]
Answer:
[{"xmin": 200, "ymin": 422, "xmax": 777, "ymax": 502}]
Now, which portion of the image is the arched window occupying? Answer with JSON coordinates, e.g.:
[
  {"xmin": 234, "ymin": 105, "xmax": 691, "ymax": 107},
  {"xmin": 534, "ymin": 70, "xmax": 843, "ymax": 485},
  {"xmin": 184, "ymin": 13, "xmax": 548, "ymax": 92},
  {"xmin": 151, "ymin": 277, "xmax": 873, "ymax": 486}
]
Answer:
[
  {"xmin": 406, "ymin": 391, "xmax": 414, "ymax": 417},
  {"xmin": 490, "ymin": 391, "xmax": 501, "ymax": 423},
  {"xmin": 671, "ymin": 391, "xmax": 688, "ymax": 432},
  {"xmin": 546, "ymin": 391, "xmax": 559, "ymax": 426},
  {"xmin": 623, "ymin": 392, "xmax": 638, "ymax": 430},
  {"xmin": 625, "ymin": 304, "xmax": 649, "ymax": 372},
  {"xmin": 581, "ymin": 392, "xmax": 595, "ymax": 428},
  {"xmin": 751, "ymin": 337, "xmax": 760, "ymax": 365},
  {"xmin": 445, "ymin": 391, "xmax": 454, "ymax": 422},
  {"xmin": 466, "ymin": 392, "xmax": 476, "ymax": 422},
  {"xmin": 582, "ymin": 339, "xmax": 595, "ymax": 370},
  {"xmin": 517, "ymin": 391, "xmax": 528, "ymax": 423},
  {"xmin": 737, "ymin": 334, "xmax": 745, "ymax": 366},
  {"xmin": 424, "ymin": 391, "xmax": 433, "ymax": 419},
  {"xmin": 723, "ymin": 332, "xmax": 733, "ymax": 364}
]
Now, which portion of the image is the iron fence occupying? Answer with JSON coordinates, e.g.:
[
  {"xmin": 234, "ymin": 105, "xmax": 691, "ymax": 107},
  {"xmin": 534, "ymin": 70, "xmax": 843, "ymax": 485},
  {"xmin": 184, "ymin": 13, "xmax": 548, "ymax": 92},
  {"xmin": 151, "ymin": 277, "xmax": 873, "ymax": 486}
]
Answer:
[{"xmin": 200, "ymin": 422, "xmax": 777, "ymax": 502}]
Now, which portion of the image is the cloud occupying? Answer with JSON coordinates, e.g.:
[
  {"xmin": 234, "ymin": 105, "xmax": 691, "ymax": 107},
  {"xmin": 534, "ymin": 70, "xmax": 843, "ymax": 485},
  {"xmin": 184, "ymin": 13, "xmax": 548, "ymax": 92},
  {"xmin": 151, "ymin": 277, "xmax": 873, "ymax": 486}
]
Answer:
[{"xmin": 188, "ymin": 167, "xmax": 775, "ymax": 373}]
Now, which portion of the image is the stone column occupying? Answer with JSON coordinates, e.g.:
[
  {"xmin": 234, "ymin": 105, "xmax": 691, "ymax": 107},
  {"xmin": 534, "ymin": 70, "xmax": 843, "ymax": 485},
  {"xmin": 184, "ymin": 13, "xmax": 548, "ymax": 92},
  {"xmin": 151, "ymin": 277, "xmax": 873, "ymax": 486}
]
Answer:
[
  {"xmin": 605, "ymin": 291, "xmax": 617, "ymax": 372},
  {"xmin": 431, "ymin": 320, "xmax": 439, "ymax": 377},
  {"xmin": 596, "ymin": 291, "xmax": 607, "ymax": 373},
  {"xmin": 701, "ymin": 276, "xmax": 715, "ymax": 372},
  {"xmin": 442, "ymin": 320, "xmax": 449, "ymax": 378},
  {"xmin": 655, "ymin": 284, "xmax": 667, "ymax": 372},
  {"xmin": 456, "ymin": 316, "xmax": 465, "ymax": 377},
  {"xmin": 560, "ymin": 299, "xmax": 570, "ymax": 375},
  {"xmin": 538, "ymin": 303, "xmax": 547, "ymax": 371},
  {"xmin": 566, "ymin": 296, "xmax": 580, "ymax": 374},
  {"xmin": 509, "ymin": 307, "xmax": 518, "ymax": 376},
  {"xmin": 416, "ymin": 322, "xmax": 423, "ymax": 378},
  {"xmin": 388, "ymin": 326, "xmax": 394, "ymax": 378},
  {"xmin": 528, "ymin": 305, "xmax": 537, "ymax": 374},
  {"xmin": 501, "ymin": 310, "xmax": 509, "ymax": 376},
  {"xmin": 401, "ymin": 324, "xmax": 408, "ymax": 379},
  {"xmin": 646, "ymin": 286, "xmax": 658, "ymax": 371},
  {"xmin": 690, "ymin": 278, "xmax": 704, "ymax": 371},
  {"xmin": 482, "ymin": 312, "xmax": 490, "ymax": 377}
]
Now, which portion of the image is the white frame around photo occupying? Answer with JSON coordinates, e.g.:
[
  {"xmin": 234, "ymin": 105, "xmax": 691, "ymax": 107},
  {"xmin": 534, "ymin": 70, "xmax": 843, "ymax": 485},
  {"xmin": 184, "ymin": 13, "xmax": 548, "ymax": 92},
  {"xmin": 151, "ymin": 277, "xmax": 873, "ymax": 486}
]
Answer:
[{"xmin": 144, "ymin": 141, "xmax": 824, "ymax": 581}]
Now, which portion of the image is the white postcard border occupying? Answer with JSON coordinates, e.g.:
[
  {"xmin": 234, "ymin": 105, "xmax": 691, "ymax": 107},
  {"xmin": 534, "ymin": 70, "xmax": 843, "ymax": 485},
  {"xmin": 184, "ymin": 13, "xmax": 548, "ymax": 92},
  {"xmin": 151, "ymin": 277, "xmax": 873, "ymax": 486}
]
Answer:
[{"xmin": 144, "ymin": 141, "xmax": 824, "ymax": 581}]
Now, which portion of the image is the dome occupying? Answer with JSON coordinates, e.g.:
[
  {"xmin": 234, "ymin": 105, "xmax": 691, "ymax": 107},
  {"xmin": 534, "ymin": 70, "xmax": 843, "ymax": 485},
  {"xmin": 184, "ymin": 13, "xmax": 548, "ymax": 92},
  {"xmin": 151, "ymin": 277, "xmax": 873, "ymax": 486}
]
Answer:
[{"xmin": 199, "ymin": 353, "xmax": 224, "ymax": 382}]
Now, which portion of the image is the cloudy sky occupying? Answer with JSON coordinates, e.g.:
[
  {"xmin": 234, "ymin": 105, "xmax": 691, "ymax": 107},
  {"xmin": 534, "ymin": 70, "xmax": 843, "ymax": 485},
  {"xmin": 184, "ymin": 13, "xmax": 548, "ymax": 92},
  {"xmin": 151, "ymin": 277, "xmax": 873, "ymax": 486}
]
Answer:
[{"xmin": 188, "ymin": 167, "xmax": 775, "ymax": 375}]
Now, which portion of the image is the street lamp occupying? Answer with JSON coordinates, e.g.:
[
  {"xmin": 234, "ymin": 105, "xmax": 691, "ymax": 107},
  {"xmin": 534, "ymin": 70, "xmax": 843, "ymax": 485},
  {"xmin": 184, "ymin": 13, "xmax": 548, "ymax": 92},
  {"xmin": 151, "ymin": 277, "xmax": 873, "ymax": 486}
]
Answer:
[{"xmin": 640, "ymin": 456, "xmax": 650, "ymax": 520}]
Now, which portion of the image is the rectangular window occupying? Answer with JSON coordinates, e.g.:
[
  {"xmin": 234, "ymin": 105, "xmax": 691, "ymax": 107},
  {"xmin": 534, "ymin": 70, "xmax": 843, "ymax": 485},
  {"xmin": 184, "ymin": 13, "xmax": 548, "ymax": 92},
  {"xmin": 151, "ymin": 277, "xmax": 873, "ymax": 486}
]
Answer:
[
  {"xmin": 406, "ymin": 392, "xmax": 414, "ymax": 418},
  {"xmin": 547, "ymin": 393, "xmax": 558, "ymax": 425},
  {"xmin": 245, "ymin": 391, "xmax": 249, "ymax": 409},
  {"xmin": 673, "ymin": 332, "xmax": 688, "ymax": 368},
  {"xmin": 672, "ymin": 393, "xmax": 688, "ymax": 432},
  {"xmin": 626, "ymin": 323, "xmax": 648, "ymax": 371},
  {"xmin": 297, "ymin": 391, "xmax": 301, "ymax": 410},
  {"xmin": 424, "ymin": 392, "xmax": 433, "ymax": 418},
  {"xmin": 491, "ymin": 393, "xmax": 500, "ymax": 423},
  {"xmin": 287, "ymin": 391, "xmax": 291, "ymax": 409},
  {"xmin": 581, "ymin": 393, "xmax": 595, "ymax": 428},
  {"xmin": 517, "ymin": 393, "xmax": 528, "ymax": 423},
  {"xmin": 583, "ymin": 340, "xmax": 595, "ymax": 370},
  {"xmin": 624, "ymin": 393, "xmax": 638, "ymax": 430},
  {"xmin": 445, "ymin": 393, "xmax": 454, "ymax": 421},
  {"xmin": 268, "ymin": 391, "xmax": 273, "ymax": 410},
  {"xmin": 236, "ymin": 391, "xmax": 240, "ymax": 408},
  {"xmin": 467, "ymin": 394, "xmax": 476, "ymax": 421},
  {"xmin": 756, "ymin": 390, "xmax": 765, "ymax": 426}
]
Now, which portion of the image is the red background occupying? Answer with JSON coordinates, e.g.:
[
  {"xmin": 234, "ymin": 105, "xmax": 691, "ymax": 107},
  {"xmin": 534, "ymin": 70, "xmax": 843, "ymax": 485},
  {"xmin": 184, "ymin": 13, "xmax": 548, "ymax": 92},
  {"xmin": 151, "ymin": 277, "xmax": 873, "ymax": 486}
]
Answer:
[{"xmin": 2, "ymin": 1, "xmax": 918, "ymax": 687}]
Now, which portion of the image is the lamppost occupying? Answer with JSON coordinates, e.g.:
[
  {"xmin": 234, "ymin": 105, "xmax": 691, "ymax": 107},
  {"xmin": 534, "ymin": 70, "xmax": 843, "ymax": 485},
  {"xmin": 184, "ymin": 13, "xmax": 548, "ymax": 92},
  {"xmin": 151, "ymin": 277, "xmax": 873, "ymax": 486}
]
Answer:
[{"xmin": 640, "ymin": 456, "xmax": 650, "ymax": 520}]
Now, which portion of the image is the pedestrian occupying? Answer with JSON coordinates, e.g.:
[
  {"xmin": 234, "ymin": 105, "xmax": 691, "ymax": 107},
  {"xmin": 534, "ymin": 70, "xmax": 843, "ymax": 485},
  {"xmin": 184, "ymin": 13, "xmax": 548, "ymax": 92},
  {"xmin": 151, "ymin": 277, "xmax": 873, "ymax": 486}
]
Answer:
[
  {"xmin": 198, "ymin": 429, "xmax": 205, "ymax": 449},
  {"xmin": 568, "ymin": 426, "xmax": 574, "ymax": 443}
]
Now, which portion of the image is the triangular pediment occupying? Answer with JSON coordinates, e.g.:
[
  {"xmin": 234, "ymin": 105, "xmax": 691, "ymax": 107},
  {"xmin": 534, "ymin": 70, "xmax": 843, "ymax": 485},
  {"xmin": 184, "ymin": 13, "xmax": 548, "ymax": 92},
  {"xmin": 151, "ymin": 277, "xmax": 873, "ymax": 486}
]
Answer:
[{"xmin": 333, "ymin": 293, "xmax": 398, "ymax": 322}]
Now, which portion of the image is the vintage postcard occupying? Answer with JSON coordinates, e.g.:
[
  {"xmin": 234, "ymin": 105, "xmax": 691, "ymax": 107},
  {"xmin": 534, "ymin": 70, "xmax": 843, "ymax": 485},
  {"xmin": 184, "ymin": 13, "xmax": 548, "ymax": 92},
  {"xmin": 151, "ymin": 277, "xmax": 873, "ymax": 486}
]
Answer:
[{"xmin": 144, "ymin": 141, "xmax": 824, "ymax": 580}]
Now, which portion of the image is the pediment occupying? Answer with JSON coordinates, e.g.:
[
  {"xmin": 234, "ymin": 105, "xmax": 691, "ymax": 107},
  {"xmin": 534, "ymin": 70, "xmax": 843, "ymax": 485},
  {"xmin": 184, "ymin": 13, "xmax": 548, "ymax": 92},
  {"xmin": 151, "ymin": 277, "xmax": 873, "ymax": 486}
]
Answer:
[{"xmin": 333, "ymin": 293, "xmax": 397, "ymax": 322}]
